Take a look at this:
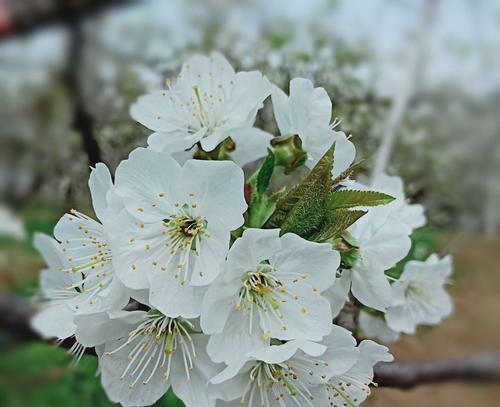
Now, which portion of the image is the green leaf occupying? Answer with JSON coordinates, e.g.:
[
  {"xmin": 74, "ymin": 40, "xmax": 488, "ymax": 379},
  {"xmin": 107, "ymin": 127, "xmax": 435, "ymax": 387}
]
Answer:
[
  {"xmin": 328, "ymin": 190, "xmax": 395, "ymax": 209},
  {"xmin": 247, "ymin": 193, "xmax": 278, "ymax": 228},
  {"xmin": 341, "ymin": 248, "xmax": 359, "ymax": 269},
  {"xmin": 264, "ymin": 144, "xmax": 335, "ymax": 238},
  {"xmin": 332, "ymin": 160, "xmax": 364, "ymax": 186},
  {"xmin": 256, "ymin": 150, "xmax": 275, "ymax": 194},
  {"xmin": 246, "ymin": 150, "xmax": 279, "ymax": 228},
  {"xmin": 309, "ymin": 209, "xmax": 367, "ymax": 242}
]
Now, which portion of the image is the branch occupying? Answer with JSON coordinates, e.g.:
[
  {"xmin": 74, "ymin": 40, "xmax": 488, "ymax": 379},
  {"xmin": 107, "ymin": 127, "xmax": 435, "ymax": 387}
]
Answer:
[
  {"xmin": 374, "ymin": 354, "xmax": 500, "ymax": 388},
  {"xmin": 0, "ymin": 0, "xmax": 133, "ymax": 40},
  {"xmin": 64, "ymin": 20, "xmax": 103, "ymax": 168},
  {"xmin": 1, "ymin": 291, "xmax": 499, "ymax": 388}
]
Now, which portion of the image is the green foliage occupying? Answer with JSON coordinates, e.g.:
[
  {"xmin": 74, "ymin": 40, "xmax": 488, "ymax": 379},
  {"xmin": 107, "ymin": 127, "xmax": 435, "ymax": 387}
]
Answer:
[
  {"xmin": 331, "ymin": 160, "xmax": 364, "ymax": 186},
  {"xmin": 263, "ymin": 145, "xmax": 394, "ymax": 242},
  {"xmin": 340, "ymin": 248, "xmax": 359, "ymax": 269},
  {"xmin": 256, "ymin": 150, "xmax": 275, "ymax": 195},
  {"xmin": 265, "ymin": 145, "xmax": 335, "ymax": 238},
  {"xmin": 328, "ymin": 189, "xmax": 394, "ymax": 209},
  {"xmin": 246, "ymin": 150, "xmax": 279, "ymax": 228},
  {"xmin": 310, "ymin": 209, "xmax": 367, "ymax": 243},
  {"xmin": 0, "ymin": 331, "xmax": 185, "ymax": 407}
]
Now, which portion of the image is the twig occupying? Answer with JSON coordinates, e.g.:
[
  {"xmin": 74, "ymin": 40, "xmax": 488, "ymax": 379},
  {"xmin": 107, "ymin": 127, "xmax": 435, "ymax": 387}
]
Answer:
[
  {"xmin": 0, "ymin": 0, "xmax": 133, "ymax": 40},
  {"xmin": 374, "ymin": 354, "xmax": 500, "ymax": 388}
]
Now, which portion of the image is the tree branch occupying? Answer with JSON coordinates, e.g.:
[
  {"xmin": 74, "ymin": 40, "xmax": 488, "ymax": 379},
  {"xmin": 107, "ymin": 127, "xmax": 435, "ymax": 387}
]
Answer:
[
  {"xmin": 1, "ymin": 291, "xmax": 499, "ymax": 388},
  {"xmin": 64, "ymin": 19, "xmax": 103, "ymax": 168},
  {"xmin": 374, "ymin": 354, "xmax": 500, "ymax": 388},
  {"xmin": 0, "ymin": 0, "xmax": 133, "ymax": 40}
]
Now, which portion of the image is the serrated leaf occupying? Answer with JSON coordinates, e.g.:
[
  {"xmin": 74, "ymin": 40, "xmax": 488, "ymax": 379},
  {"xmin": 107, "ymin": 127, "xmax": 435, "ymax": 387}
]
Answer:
[
  {"xmin": 310, "ymin": 209, "xmax": 367, "ymax": 242},
  {"xmin": 256, "ymin": 150, "xmax": 275, "ymax": 194},
  {"xmin": 264, "ymin": 144, "xmax": 335, "ymax": 237},
  {"xmin": 328, "ymin": 189, "xmax": 395, "ymax": 209}
]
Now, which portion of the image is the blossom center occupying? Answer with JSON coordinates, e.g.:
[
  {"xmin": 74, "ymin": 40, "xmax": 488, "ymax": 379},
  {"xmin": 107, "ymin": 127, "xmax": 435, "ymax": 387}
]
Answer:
[
  {"xmin": 104, "ymin": 310, "xmax": 196, "ymax": 389},
  {"xmin": 237, "ymin": 263, "xmax": 282, "ymax": 311},
  {"xmin": 239, "ymin": 361, "xmax": 315, "ymax": 406},
  {"xmin": 58, "ymin": 210, "xmax": 113, "ymax": 307}
]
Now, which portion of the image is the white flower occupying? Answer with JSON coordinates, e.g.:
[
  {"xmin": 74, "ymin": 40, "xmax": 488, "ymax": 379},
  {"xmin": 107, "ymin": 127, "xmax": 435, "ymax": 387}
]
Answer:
[
  {"xmin": 110, "ymin": 147, "xmax": 247, "ymax": 318},
  {"xmin": 201, "ymin": 228, "xmax": 340, "ymax": 363},
  {"xmin": 32, "ymin": 163, "xmax": 129, "ymax": 337},
  {"xmin": 50, "ymin": 164, "xmax": 129, "ymax": 314},
  {"xmin": 346, "ymin": 209, "xmax": 412, "ymax": 311},
  {"xmin": 385, "ymin": 255, "xmax": 453, "ymax": 334},
  {"xmin": 311, "ymin": 340, "xmax": 393, "ymax": 407},
  {"xmin": 130, "ymin": 52, "xmax": 273, "ymax": 166},
  {"xmin": 271, "ymin": 78, "xmax": 356, "ymax": 177},
  {"xmin": 209, "ymin": 325, "xmax": 360, "ymax": 407},
  {"xmin": 31, "ymin": 233, "xmax": 78, "ymax": 340},
  {"xmin": 358, "ymin": 311, "xmax": 400, "ymax": 344},
  {"xmin": 370, "ymin": 173, "xmax": 426, "ymax": 233},
  {"xmin": 74, "ymin": 309, "xmax": 218, "ymax": 407}
]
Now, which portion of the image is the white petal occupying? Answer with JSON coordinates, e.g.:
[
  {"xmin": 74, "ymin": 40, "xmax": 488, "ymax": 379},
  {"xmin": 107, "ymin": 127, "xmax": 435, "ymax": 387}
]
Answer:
[
  {"xmin": 33, "ymin": 233, "xmax": 66, "ymax": 271},
  {"xmin": 259, "ymin": 282, "xmax": 333, "ymax": 342},
  {"xmin": 130, "ymin": 90, "xmax": 189, "ymax": 133},
  {"xmin": 249, "ymin": 340, "xmax": 327, "ymax": 364},
  {"xmin": 200, "ymin": 278, "xmax": 240, "ymax": 334},
  {"xmin": 147, "ymin": 129, "xmax": 206, "ymax": 154},
  {"xmin": 385, "ymin": 305, "xmax": 417, "ymax": 334},
  {"xmin": 351, "ymin": 257, "xmax": 392, "ymax": 311},
  {"xmin": 31, "ymin": 303, "xmax": 75, "ymax": 339},
  {"xmin": 99, "ymin": 337, "xmax": 169, "ymax": 407},
  {"xmin": 114, "ymin": 147, "xmax": 181, "ymax": 223},
  {"xmin": 324, "ymin": 271, "xmax": 352, "ymax": 318},
  {"xmin": 176, "ymin": 159, "xmax": 247, "ymax": 230},
  {"xmin": 230, "ymin": 127, "xmax": 273, "ymax": 167},
  {"xmin": 225, "ymin": 228, "xmax": 281, "ymax": 280},
  {"xmin": 88, "ymin": 163, "xmax": 113, "ymax": 223},
  {"xmin": 74, "ymin": 311, "xmax": 144, "ymax": 347},
  {"xmin": 207, "ymin": 311, "xmax": 267, "ymax": 364},
  {"xmin": 169, "ymin": 334, "xmax": 219, "ymax": 407},
  {"xmin": 271, "ymin": 233, "xmax": 339, "ymax": 291},
  {"xmin": 271, "ymin": 85, "xmax": 293, "ymax": 135},
  {"xmin": 190, "ymin": 223, "xmax": 229, "ymax": 286},
  {"xmin": 148, "ymin": 268, "xmax": 206, "ymax": 318},
  {"xmin": 319, "ymin": 324, "xmax": 359, "ymax": 376},
  {"xmin": 359, "ymin": 311, "xmax": 400, "ymax": 343}
]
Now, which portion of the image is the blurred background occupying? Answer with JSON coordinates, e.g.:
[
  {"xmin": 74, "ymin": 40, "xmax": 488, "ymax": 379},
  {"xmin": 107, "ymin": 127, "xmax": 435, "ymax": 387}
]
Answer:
[{"xmin": 0, "ymin": 0, "xmax": 499, "ymax": 406}]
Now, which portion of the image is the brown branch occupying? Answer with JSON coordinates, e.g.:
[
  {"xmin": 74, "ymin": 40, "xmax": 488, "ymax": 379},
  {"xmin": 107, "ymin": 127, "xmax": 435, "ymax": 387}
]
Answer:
[
  {"xmin": 374, "ymin": 354, "xmax": 500, "ymax": 388},
  {"xmin": 334, "ymin": 293, "xmax": 359, "ymax": 332},
  {"xmin": 1, "ymin": 0, "xmax": 133, "ymax": 40},
  {"xmin": 64, "ymin": 19, "xmax": 103, "ymax": 168},
  {"xmin": 1, "ymin": 291, "xmax": 499, "ymax": 388}
]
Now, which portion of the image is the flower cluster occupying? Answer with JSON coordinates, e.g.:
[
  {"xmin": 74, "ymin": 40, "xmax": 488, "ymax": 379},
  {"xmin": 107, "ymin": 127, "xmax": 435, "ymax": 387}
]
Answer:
[{"xmin": 32, "ymin": 53, "xmax": 452, "ymax": 407}]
